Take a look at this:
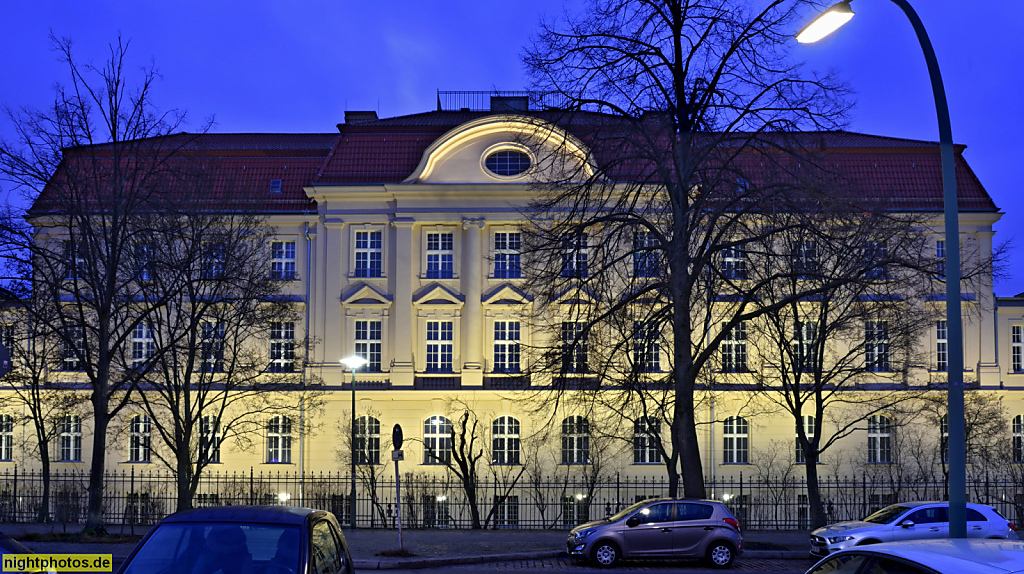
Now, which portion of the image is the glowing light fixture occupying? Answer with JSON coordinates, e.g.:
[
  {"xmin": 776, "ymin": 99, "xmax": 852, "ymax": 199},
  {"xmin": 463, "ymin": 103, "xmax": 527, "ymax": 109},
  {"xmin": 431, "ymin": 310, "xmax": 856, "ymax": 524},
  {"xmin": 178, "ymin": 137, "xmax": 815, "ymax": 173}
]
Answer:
[{"xmin": 796, "ymin": 1, "xmax": 854, "ymax": 43}]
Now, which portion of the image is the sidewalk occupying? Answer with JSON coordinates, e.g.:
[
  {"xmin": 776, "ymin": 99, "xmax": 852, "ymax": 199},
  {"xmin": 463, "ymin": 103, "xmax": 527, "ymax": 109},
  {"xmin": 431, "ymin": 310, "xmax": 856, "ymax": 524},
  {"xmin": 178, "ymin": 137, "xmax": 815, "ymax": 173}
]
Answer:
[{"xmin": 0, "ymin": 523, "xmax": 811, "ymax": 570}]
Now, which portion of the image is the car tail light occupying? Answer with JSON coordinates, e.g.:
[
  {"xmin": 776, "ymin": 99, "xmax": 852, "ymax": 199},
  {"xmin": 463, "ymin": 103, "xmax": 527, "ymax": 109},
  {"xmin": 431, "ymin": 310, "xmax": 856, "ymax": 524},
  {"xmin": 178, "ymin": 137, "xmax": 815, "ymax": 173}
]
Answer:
[
  {"xmin": 723, "ymin": 517, "xmax": 740, "ymax": 531},
  {"xmin": 1009, "ymin": 522, "xmax": 1017, "ymax": 532}
]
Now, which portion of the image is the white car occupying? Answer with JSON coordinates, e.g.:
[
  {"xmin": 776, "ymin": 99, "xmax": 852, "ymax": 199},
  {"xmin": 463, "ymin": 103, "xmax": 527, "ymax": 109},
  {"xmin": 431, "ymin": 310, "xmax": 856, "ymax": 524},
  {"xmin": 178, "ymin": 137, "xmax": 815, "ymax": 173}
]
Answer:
[
  {"xmin": 806, "ymin": 539, "xmax": 1024, "ymax": 574},
  {"xmin": 810, "ymin": 502, "xmax": 1017, "ymax": 557}
]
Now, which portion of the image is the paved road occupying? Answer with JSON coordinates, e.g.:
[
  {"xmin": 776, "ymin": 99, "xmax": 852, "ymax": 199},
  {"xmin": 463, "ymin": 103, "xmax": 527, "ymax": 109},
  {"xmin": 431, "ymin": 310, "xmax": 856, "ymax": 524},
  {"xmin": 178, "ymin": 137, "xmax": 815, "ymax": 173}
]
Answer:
[{"xmin": 358, "ymin": 556, "xmax": 816, "ymax": 573}]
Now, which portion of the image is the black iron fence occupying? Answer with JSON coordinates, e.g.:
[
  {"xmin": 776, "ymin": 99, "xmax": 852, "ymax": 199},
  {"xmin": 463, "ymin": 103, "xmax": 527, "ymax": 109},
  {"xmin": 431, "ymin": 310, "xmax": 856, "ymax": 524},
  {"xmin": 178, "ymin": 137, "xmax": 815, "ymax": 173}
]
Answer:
[{"xmin": 0, "ymin": 467, "xmax": 1021, "ymax": 530}]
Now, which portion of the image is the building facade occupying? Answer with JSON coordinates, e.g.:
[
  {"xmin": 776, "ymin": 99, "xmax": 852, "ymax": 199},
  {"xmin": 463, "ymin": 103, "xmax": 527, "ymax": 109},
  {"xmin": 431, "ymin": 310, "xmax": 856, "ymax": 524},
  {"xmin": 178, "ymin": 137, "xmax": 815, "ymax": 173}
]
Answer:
[{"xmin": 12, "ymin": 95, "xmax": 1020, "ymax": 503}]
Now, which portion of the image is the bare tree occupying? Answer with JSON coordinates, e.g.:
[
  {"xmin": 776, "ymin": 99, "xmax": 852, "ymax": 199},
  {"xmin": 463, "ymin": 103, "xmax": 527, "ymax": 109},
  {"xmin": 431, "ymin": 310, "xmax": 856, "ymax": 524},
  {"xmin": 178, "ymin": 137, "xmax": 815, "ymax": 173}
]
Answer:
[
  {"xmin": 0, "ymin": 36, "xmax": 202, "ymax": 532},
  {"xmin": 334, "ymin": 409, "xmax": 393, "ymax": 527},
  {"xmin": 521, "ymin": 0, "xmax": 849, "ymax": 498},
  {"xmin": 0, "ymin": 286, "xmax": 87, "ymax": 521},
  {"xmin": 126, "ymin": 177, "xmax": 314, "ymax": 512}
]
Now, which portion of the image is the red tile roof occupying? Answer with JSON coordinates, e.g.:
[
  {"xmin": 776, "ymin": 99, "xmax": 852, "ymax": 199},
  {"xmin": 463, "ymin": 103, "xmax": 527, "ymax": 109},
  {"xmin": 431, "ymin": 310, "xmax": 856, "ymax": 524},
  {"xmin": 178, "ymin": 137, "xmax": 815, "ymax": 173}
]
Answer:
[{"xmin": 30, "ymin": 112, "xmax": 997, "ymax": 215}]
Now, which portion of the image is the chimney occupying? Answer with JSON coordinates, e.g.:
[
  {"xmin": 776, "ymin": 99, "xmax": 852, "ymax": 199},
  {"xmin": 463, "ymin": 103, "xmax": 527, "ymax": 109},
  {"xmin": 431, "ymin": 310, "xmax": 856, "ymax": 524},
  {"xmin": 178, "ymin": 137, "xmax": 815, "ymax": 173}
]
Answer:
[{"xmin": 344, "ymin": 111, "xmax": 378, "ymax": 124}]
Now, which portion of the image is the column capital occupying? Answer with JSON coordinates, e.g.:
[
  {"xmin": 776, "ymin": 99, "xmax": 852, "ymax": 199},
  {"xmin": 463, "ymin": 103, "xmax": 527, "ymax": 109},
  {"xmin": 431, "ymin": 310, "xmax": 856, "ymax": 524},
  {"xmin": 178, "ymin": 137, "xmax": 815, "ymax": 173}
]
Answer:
[{"xmin": 462, "ymin": 218, "xmax": 485, "ymax": 230}]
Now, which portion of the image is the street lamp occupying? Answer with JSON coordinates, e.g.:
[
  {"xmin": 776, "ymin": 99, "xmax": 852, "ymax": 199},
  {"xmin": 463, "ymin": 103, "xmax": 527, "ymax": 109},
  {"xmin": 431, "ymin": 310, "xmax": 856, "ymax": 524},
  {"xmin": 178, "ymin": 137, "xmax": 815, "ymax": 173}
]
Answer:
[
  {"xmin": 798, "ymin": 0, "xmax": 967, "ymax": 538},
  {"xmin": 340, "ymin": 355, "xmax": 368, "ymax": 529}
]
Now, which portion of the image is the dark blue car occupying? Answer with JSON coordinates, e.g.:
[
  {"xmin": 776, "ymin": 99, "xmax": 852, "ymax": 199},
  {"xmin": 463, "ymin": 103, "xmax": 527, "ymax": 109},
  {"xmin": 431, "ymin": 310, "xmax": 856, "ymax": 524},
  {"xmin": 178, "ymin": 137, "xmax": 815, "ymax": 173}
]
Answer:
[{"xmin": 118, "ymin": 505, "xmax": 353, "ymax": 574}]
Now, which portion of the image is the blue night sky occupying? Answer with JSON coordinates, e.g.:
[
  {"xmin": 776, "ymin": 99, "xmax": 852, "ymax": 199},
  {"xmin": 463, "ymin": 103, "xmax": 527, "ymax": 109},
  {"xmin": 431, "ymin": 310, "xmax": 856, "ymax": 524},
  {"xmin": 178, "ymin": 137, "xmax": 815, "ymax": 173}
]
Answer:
[{"xmin": 2, "ymin": 1, "xmax": 1023, "ymax": 294}]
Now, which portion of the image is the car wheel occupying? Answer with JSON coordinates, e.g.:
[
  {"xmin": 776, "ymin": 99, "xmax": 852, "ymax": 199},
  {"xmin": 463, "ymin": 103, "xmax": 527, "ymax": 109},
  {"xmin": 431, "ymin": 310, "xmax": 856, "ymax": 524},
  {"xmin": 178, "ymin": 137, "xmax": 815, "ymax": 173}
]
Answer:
[
  {"xmin": 706, "ymin": 541, "xmax": 735, "ymax": 568},
  {"xmin": 591, "ymin": 541, "xmax": 620, "ymax": 567}
]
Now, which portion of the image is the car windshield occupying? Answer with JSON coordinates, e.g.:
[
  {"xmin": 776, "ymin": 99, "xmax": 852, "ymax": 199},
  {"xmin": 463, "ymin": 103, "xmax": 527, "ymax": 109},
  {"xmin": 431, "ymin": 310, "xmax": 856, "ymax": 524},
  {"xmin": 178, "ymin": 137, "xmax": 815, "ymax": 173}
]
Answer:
[
  {"xmin": 863, "ymin": 505, "xmax": 912, "ymax": 524},
  {"xmin": 608, "ymin": 501, "xmax": 649, "ymax": 522},
  {"xmin": 122, "ymin": 522, "xmax": 302, "ymax": 574}
]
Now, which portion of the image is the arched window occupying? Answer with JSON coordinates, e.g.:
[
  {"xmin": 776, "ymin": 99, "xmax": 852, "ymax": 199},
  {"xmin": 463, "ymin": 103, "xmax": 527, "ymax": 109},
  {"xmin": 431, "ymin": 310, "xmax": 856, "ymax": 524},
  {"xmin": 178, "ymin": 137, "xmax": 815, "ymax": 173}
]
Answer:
[
  {"xmin": 795, "ymin": 415, "xmax": 815, "ymax": 464},
  {"xmin": 128, "ymin": 414, "xmax": 151, "ymax": 462},
  {"xmin": 633, "ymin": 417, "xmax": 660, "ymax": 464},
  {"xmin": 1014, "ymin": 415, "xmax": 1024, "ymax": 464},
  {"xmin": 266, "ymin": 415, "xmax": 292, "ymax": 464},
  {"xmin": 58, "ymin": 414, "xmax": 82, "ymax": 462},
  {"xmin": 0, "ymin": 414, "xmax": 12, "ymax": 461},
  {"xmin": 355, "ymin": 415, "xmax": 381, "ymax": 465},
  {"xmin": 561, "ymin": 416, "xmax": 590, "ymax": 465},
  {"xmin": 492, "ymin": 416, "xmax": 520, "ymax": 465},
  {"xmin": 199, "ymin": 415, "xmax": 221, "ymax": 464},
  {"xmin": 868, "ymin": 415, "xmax": 893, "ymax": 464},
  {"xmin": 723, "ymin": 416, "xmax": 749, "ymax": 464},
  {"xmin": 423, "ymin": 415, "xmax": 452, "ymax": 465}
]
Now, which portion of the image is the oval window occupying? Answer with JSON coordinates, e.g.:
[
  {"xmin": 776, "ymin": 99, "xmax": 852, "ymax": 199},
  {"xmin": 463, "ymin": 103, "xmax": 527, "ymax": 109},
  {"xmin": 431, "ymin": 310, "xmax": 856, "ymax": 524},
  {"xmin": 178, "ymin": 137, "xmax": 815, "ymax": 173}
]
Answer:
[{"xmin": 485, "ymin": 150, "xmax": 531, "ymax": 177}]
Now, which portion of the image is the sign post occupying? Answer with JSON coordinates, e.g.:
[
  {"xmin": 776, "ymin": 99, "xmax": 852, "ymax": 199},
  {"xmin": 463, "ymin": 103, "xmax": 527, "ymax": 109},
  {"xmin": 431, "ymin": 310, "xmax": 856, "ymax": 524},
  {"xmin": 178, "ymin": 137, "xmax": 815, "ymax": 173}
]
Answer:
[{"xmin": 392, "ymin": 424, "xmax": 404, "ymax": 550}]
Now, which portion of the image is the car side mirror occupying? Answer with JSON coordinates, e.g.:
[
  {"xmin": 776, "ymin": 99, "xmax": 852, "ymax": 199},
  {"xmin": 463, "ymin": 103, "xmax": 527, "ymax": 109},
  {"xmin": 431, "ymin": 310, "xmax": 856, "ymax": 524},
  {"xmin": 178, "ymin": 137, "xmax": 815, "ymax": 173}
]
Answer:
[
  {"xmin": 899, "ymin": 519, "xmax": 915, "ymax": 528},
  {"xmin": 626, "ymin": 516, "xmax": 641, "ymax": 528}
]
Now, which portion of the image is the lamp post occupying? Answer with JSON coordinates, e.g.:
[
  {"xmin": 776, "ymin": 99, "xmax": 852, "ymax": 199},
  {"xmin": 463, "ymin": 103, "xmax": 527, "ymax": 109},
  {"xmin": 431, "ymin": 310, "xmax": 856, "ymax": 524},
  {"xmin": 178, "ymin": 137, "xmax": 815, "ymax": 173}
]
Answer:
[
  {"xmin": 798, "ymin": 0, "xmax": 966, "ymax": 538},
  {"xmin": 340, "ymin": 355, "xmax": 368, "ymax": 529}
]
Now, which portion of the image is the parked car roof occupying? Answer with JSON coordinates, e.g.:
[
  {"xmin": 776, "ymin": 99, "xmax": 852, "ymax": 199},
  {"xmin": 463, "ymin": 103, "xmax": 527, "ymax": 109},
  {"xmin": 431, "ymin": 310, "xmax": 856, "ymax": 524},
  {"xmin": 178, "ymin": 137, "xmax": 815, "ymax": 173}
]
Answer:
[
  {"xmin": 808, "ymin": 540, "xmax": 1024, "ymax": 574},
  {"xmin": 159, "ymin": 505, "xmax": 322, "ymax": 526}
]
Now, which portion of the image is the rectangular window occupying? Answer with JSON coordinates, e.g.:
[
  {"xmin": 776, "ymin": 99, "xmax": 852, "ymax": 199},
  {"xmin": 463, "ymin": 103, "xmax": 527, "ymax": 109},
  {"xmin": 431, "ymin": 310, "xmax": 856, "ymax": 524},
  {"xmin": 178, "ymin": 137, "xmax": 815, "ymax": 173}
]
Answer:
[
  {"xmin": 0, "ymin": 415, "xmax": 12, "ymax": 461},
  {"xmin": 355, "ymin": 231, "xmax": 383, "ymax": 278},
  {"xmin": 493, "ymin": 321, "xmax": 521, "ymax": 373},
  {"xmin": 271, "ymin": 241, "xmax": 296, "ymax": 280},
  {"xmin": 131, "ymin": 324, "xmax": 155, "ymax": 370},
  {"xmin": 936, "ymin": 239, "xmax": 946, "ymax": 278},
  {"xmin": 1013, "ymin": 326, "xmax": 1023, "ymax": 373},
  {"xmin": 633, "ymin": 417, "xmax": 660, "ymax": 464},
  {"xmin": 633, "ymin": 321, "xmax": 660, "ymax": 372},
  {"xmin": 862, "ymin": 240, "xmax": 889, "ymax": 280},
  {"xmin": 493, "ymin": 232, "xmax": 521, "ymax": 279},
  {"xmin": 792, "ymin": 321, "xmax": 817, "ymax": 373},
  {"xmin": 201, "ymin": 321, "xmax": 225, "ymax": 373},
  {"xmin": 1, "ymin": 325, "xmax": 14, "ymax": 368},
  {"xmin": 59, "ymin": 415, "xmax": 82, "ymax": 462},
  {"xmin": 561, "ymin": 322, "xmax": 588, "ymax": 374},
  {"xmin": 199, "ymin": 416, "xmax": 221, "ymax": 464},
  {"xmin": 795, "ymin": 415, "xmax": 815, "ymax": 464},
  {"xmin": 426, "ymin": 321, "xmax": 453, "ymax": 372},
  {"xmin": 63, "ymin": 240, "xmax": 85, "ymax": 281},
  {"xmin": 936, "ymin": 320, "xmax": 948, "ymax": 372},
  {"xmin": 426, "ymin": 232, "xmax": 454, "ymax": 279},
  {"xmin": 633, "ymin": 231, "xmax": 659, "ymax": 278},
  {"xmin": 61, "ymin": 325, "xmax": 84, "ymax": 372},
  {"xmin": 721, "ymin": 322, "xmax": 747, "ymax": 373},
  {"xmin": 722, "ymin": 244, "xmax": 748, "ymax": 280},
  {"xmin": 269, "ymin": 322, "xmax": 295, "ymax": 373},
  {"xmin": 560, "ymin": 233, "xmax": 588, "ymax": 278},
  {"xmin": 266, "ymin": 416, "xmax": 292, "ymax": 463},
  {"xmin": 355, "ymin": 320, "xmax": 382, "ymax": 372},
  {"xmin": 201, "ymin": 243, "xmax": 225, "ymax": 280},
  {"xmin": 494, "ymin": 495, "xmax": 520, "ymax": 529},
  {"xmin": 792, "ymin": 240, "xmax": 818, "ymax": 279},
  {"xmin": 135, "ymin": 242, "xmax": 155, "ymax": 282},
  {"xmin": 865, "ymin": 320, "xmax": 891, "ymax": 372},
  {"xmin": 354, "ymin": 416, "xmax": 380, "ymax": 465}
]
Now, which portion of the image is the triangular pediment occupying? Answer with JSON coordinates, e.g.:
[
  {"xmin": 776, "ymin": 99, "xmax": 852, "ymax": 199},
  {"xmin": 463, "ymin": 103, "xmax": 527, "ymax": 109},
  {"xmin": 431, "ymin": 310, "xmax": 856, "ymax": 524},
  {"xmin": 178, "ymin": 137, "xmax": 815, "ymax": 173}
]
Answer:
[
  {"xmin": 482, "ymin": 284, "xmax": 532, "ymax": 306},
  {"xmin": 553, "ymin": 286, "xmax": 597, "ymax": 306},
  {"xmin": 342, "ymin": 283, "xmax": 392, "ymax": 307},
  {"xmin": 413, "ymin": 283, "xmax": 465, "ymax": 307}
]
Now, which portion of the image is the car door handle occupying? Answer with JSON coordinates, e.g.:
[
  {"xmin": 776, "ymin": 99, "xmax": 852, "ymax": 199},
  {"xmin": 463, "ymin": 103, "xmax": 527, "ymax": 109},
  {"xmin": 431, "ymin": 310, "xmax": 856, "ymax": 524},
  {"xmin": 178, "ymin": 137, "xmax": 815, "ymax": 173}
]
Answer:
[
  {"xmin": 972, "ymin": 526, "xmax": 983, "ymax": 530},
  {"xmin": 929, "ymin": 527, "xmax": 940, "ymax": 532},
  {"xmin": 661, "ymin": 527, "xmax": 673, "ymax": 532},
  {"xmin": 704, "ymin": 526, "xmax": 715, "ymax": 530}
]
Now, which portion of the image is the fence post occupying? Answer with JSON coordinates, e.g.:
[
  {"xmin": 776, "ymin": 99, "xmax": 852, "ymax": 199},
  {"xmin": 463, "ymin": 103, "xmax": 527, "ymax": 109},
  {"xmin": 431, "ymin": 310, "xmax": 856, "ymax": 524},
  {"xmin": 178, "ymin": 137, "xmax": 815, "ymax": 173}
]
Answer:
[
  {"xmin": 12, "ymin": 465, "xmax": 17, "ymax": 523},
  {"xmin": 250, "ymin": 467, "xmax": 254, "ymax": 506}
]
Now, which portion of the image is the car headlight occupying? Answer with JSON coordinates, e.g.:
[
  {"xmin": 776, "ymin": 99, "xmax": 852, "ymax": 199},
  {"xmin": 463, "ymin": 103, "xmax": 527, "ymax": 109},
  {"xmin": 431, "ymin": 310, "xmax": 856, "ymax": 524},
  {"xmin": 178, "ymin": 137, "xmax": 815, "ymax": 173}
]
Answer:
[
  {"xmin": 576, "ymin": 528, "xmax": 598, "ymax": 540},
  {"xmin": 827, "ymin": 535, "xmax": 856, "ymax": 544}
]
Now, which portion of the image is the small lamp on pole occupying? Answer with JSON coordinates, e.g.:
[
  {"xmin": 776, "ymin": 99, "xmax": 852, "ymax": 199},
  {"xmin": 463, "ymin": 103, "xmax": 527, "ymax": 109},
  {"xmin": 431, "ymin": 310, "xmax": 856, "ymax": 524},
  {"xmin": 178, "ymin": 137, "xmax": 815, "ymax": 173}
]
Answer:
[
  {"xmin": 797, "ymin": 0, "xmax": 967, "ymax": 538},
  {"xmin": 340, "ymin": 355, "xmax": 368, "ymax": 529}
]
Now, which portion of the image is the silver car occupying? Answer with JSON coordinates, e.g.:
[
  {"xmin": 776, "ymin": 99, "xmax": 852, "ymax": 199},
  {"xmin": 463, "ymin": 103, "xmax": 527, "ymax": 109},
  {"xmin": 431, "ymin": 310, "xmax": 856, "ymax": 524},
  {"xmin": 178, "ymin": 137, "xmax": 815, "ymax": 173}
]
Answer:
[
  {"xmin": 567, "ymin": 498, "xmax": 743, "ymax": 568},
  {"xmin": 810, "ymin": 502, "xmax": 1017, "ymax": 557},
  {"xmin": 806, "ymin": 539, "xmax": 1024, "ymax": 574}
]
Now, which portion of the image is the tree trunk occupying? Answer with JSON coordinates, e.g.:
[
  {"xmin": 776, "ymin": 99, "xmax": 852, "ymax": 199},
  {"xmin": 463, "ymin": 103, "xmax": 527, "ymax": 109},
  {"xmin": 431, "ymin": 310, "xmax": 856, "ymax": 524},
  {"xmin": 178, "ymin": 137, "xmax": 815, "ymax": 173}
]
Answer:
[
  {"xmin": 38, "ymin": 440, "xmax": 51, "ymax": 523},
  {"xmin": 177, "ymin": 446, "xmax": 193, "ymax": 512},
  {"xmin": 805, "ymin": 453, "xmax": 828, "ymax": 529},
  {"xmin": 84, "ymin": 404, "xmax": 109, "ymax": 533}
]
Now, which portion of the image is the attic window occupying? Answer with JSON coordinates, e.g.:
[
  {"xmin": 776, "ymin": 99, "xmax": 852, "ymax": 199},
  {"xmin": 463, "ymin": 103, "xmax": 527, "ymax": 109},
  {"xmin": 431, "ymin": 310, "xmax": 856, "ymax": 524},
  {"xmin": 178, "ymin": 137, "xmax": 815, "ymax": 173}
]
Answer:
[
  {"xmin": 269, "ymin": 179, "xmax": 283, "ymax": 193},
  {"xmin": 485, "ymin": 150, "xmax": 531, "ymax": 177}
]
